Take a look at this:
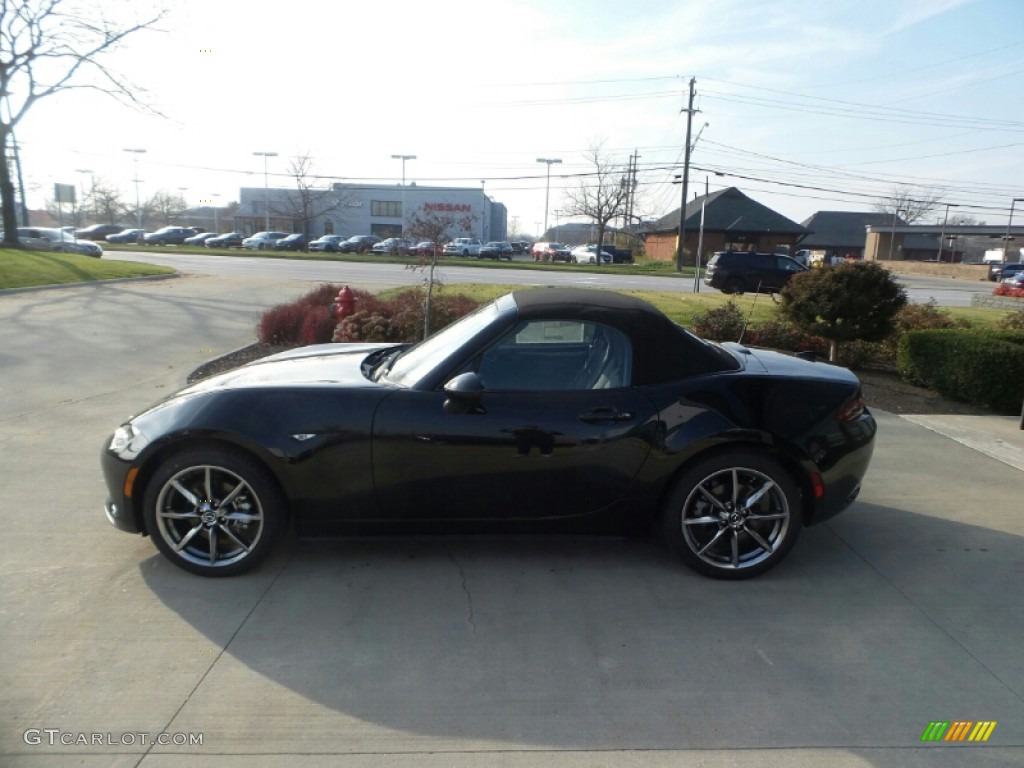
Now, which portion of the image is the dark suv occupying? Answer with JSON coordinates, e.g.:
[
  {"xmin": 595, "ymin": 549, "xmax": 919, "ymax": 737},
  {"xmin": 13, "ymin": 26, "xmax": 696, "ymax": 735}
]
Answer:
[{"xmin": 703, "ymin": 251, "xmax": 808, "ymax": 294}]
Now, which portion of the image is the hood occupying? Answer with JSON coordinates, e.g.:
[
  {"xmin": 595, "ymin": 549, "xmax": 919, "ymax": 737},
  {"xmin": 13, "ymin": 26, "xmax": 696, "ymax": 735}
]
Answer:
[{"xmin": 179, "ymin": 343, "xmax": 394, "ymax": 395}]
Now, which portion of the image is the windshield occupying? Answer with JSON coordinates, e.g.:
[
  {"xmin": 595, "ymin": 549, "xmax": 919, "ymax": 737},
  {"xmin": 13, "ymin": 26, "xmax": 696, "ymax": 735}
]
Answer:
[{"xmin": 380, "ymin": 301, "xmax": 500, "ymax": 387}]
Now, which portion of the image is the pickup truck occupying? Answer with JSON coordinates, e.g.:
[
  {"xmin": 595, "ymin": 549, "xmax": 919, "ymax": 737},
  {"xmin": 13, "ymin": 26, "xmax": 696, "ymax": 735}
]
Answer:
[{"xmin": 443, "ymin": 237, "xmax": 482, "ymax": 257}]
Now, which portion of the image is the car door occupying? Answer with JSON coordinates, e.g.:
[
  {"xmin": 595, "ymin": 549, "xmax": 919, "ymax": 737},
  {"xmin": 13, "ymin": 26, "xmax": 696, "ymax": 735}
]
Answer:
[{"xmin": 371, "ymin": 319, "xmax": 658, "ymax": 521}]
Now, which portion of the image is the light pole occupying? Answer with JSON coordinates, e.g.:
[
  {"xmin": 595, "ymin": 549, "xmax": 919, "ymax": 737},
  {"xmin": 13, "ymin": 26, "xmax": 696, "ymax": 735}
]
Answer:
[
  {"xmin": 253, "ymin": 151, "xmax": 277, "ymax": 231},
  {"xmin": 211, "ymin": 193, "xmax": 221, "ymax": 233},
  {"xmin": 887, "ymin": 208, "xmax": 904, "ymax": 261},
  {"xmin": 1004, "ymin": 198, "xmax": 1024, "ymax": 262},
  {"xmin": 481, "ymin": 179, "xmax": 486, "ymax": 240},
  {"xmin": 390, "ymin": 154, "xmax": 416, "ymax": 186},
  {"xmin": 178, "ymin": 188, "xmax": 188, "ymax": 225},
  {"xmin": 123, "ymin": 148, "xmax": 146, "ymax": 230},
  {"xmin": 75, "ymin": 169, "xmax": 93, "ymax": 226},
  {"xmin": 536, "ymin": 158, "xmax": 561, "ymax": 237},
  {"xmin": 391, "ymin": 154, "xmax": 415, "ymax": 237},
  {"xmin": 936, "ymin": 203, "xmax": 957, "ymax": 262}
]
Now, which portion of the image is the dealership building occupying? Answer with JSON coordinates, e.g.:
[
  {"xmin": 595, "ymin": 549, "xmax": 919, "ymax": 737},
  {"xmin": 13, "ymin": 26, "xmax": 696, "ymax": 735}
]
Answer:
[{"xmin": 234, "ymin": 182, "xmax": 507, "ymax": 241}]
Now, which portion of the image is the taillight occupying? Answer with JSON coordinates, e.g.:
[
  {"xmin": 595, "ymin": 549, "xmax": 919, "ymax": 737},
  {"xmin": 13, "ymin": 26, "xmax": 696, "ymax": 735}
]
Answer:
[{"xmin": 838, "ymin": 392, "xmax": 866, "ymax": 423}]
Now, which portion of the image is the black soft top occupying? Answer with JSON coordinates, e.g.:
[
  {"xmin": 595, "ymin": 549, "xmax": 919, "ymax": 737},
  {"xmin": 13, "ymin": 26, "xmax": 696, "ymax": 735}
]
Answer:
[{"xmin": 509, "ymin": 288, "xmax": 738, "ymax": 384}]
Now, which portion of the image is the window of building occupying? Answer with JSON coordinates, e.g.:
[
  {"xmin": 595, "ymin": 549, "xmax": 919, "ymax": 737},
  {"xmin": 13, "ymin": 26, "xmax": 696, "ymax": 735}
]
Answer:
[{"xmin": 371, "ymin": 200, "xmax": 402, "ymax": 218}]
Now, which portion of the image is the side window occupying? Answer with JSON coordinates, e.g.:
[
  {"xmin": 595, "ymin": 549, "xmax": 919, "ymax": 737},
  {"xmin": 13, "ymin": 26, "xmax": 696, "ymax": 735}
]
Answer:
[{"xmin": 472, "ymin": 320, "xmax": 632, "ymax": 391}]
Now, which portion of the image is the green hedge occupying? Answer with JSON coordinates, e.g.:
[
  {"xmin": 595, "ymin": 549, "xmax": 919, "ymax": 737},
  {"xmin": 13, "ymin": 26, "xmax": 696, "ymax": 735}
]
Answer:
[{"xmin": 897, "ymin": 329, "xmax": 1024, "ymax": 414}]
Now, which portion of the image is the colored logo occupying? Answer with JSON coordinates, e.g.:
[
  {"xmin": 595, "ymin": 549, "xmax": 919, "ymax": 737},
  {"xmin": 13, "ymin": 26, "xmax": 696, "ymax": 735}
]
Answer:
[{"xmin": 921, "ymin": 721, "xmax": 997, "ymax": 742}]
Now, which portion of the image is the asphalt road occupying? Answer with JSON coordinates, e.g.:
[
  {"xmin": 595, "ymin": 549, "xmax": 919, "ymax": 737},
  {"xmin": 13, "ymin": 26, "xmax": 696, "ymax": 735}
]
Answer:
[
  {"xmin": 103, "ymin": 249, "xmax": 994, "ymax": 307},
  {"xmin": 1, "ymin": 273, "xmax": 1021, "ymax": 767}
]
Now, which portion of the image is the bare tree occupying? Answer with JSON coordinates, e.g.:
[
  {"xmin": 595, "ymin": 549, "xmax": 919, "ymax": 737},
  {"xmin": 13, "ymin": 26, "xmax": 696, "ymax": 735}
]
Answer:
[
  {"xmin": 404, "ymin": 204, "xmax": 476, "ymax": 337},
  {"xmin": 271, "ymin": 153, "xmax": 351, "ymax": 235},
  {"xmin": 148, "ymin": 189, "xmax": 189, "ymax": 226},
  {"xmin": 84, "ymin": 179, "xmax": 127, "ymax": 225},
  {"xmin": 562, "ymin": 143, "xmax": 630, "ymax": 258},
  {"xmin": 0, "ymin": 1, "xmax": 166, "ymax": 244},
  {"xmin": 872, "ymin": 185, "xmax": 945, "ymax": 223}
]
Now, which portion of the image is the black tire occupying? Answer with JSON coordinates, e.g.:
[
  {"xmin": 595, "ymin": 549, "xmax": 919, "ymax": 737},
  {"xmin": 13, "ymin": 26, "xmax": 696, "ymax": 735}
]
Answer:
[
  {"xmin": 662, "ymin": 452, "xmax": 801, "ymax": 579},
  {"xmin": 722, "ymin": 277, "xmax": 745, "ymax": 295},
  {"xmin": 143, "ymin": 447, "xmax": 286, "ymax": 577}
]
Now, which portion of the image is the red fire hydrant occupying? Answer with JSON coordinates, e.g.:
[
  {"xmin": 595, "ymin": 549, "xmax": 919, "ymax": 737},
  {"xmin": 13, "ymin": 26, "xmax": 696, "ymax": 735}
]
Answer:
[{"xmin": 333, "ymin": 285, "xmax": 356, "ymax": 320}]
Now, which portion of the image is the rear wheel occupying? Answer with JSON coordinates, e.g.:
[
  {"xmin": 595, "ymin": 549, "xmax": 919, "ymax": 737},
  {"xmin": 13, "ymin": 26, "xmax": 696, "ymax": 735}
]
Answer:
[
  {"xmin": 662, "ymin": 452, "xmax": 801, "ymax": 579},
  {"xmin": 143, "ymin": 447, "xmax": 285, "ymax": 577},
  {"xmin": 722, "ymin": 277, "xmax": 745, "ymax": 294}
]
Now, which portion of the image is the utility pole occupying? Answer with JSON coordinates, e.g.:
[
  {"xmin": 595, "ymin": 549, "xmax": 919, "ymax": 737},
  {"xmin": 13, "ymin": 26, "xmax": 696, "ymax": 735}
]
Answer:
[{"xmin": 675, "ymin": 77, "xmax": 697, "ymax": 272}]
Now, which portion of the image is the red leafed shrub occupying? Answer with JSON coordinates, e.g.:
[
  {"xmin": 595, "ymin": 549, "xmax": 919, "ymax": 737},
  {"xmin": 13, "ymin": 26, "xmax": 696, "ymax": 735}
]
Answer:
[
  {"xmin": 333, "ymin": 289, "xmax": 481, "ymax": 343},
  {"xmin": 994, "ymin": 283, "xmax": 1024, "ymax": 298},
  {"xmin": 298, "ymin": 305, "xmax": 337, "ymax": 346},
  {"xmin": 258, "ymin": 302, "xmax": 310, "ymax": 345},
  {"xmin": 258, "ymin": 284, "xmax": 380, "ymax": 345}
]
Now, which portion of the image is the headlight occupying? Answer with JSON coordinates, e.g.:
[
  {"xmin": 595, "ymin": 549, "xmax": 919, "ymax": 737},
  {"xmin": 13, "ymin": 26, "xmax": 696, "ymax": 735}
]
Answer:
[{"xmin": 108, "ymin": 424, "xmax": 145, "ymax": 457}]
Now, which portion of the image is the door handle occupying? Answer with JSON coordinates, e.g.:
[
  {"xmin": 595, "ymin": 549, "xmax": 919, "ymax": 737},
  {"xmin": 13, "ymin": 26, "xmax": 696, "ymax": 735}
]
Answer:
[{"xmin": 579, "ymin": 407, "xmax": 635, "ymax": 423}]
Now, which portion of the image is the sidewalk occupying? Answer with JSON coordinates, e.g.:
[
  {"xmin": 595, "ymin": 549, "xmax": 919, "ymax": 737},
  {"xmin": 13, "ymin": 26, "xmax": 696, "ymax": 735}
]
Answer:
[{"xmin": 900, "ymin": 410, "xmax": 1024, "ymax": 471}]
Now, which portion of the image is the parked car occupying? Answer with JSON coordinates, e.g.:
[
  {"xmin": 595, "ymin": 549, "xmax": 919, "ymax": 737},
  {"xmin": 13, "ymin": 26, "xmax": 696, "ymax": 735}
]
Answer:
[
  {"xmin": 1001, "ymin": 271, "xmax": 1024, "ymax": 289},
  {"xmin": 74, "ymin": 224, "xmax": 124, "ymax": 241},
  {"xmin": 0, "ymin": 226, "xmax": 103, "ymax": 256},
  {"xmin": 272, "ymin": 233, "xmax": 313, "ymax": 252},
  {"xmin": 59, "ymin": 237, "xmax": 104, "ymax": 257},
  {"xmin": 143, "ymin": 227, "xmax": 198, "ymax": 246},
  {"xmin": 442, "ymin": 237, "xmax": 483, "ymax": 257},
  {"xmin": 479, "ymin": 241, "xmax": 514, "ymax": 260},
  {"xmin": 308, "ymin": 235, "xmax": 347, "ymax": 253},
  {"xmin": 204, "ymin": 232, "xmax": 244, "ymax": 249},
  {"xmin": 106, "ymin": 229, "xmax": 145, "ymax": 244},
  {"xmin": 570, "ymin": 244, "xmax": 613, "ymax": 264},
  {"xmin": 703, "ymin": 251, "xmax": 808, "ymax": 294},
  {"xmin": 338, "ymin": 235, "xmax": 382, "ymax": 253},
  {"xmin": 371, "ymin": 237, "xmax": 414, "ymax": 255},
  {"xmin": 100, "ymin": 287, "xmax": 876, "ymax": 579},
  {"xmin": 530, "ymin": 242, "xmax": 571, "ymax": 262},
  {"xmin": 411, "ymin": 241, "xmax": 442, "ymax": 258},
  {"xmin": 990, "ymin": 262, "xmax": 1024, "ymax": 282},
  {"xmin": 242, "ymin": 231, "xmax": 289, "ymax": 250},
  {"xmin": 184, "ymin": 232, "xmax": 218, "ymax": 246}
]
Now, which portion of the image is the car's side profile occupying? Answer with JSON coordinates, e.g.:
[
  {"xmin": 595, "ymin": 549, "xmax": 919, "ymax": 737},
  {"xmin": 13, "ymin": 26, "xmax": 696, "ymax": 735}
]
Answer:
[
  {"xmin": 704, "ymin": 251, "xmax": 808, "ymax": 294},
  {"xmin": 101, "ymin": 288, "xmax": 875, "ymax": 580}
]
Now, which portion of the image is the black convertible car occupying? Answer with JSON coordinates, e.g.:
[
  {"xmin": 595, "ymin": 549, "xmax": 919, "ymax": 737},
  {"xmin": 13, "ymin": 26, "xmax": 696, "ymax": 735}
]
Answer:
[{"xmin": 101, "ymin": 288, "xmax": 876, "ymax": 579}]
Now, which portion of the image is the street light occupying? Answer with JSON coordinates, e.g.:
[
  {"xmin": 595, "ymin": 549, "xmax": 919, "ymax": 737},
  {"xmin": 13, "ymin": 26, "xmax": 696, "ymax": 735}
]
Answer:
[
  {"xmin": 887, "ymin": 208, "xmax": 904, "ymax": 261},
  {"xmin": 537, "ymin": 158, "xmax": 562, "ymax": 237},
  {"xmin": 936, "ymin": 203, "xmax": 957, "ymax": 263},
  {"xmin": 1004, "ymin": 197, "xmax": 1024, "ymax": 262},
  {"xmin": 211, "ymin": 193, "xmax": 221, "ymax": 233},
  {"xmin": 481, "ymin": 179, "xmax": 486, "ymax": 240},
  {"xmin": 390, "ymin": 154, "xmax": 416, "ymax": 237},
  {"xmin": 252, "ymin": 151, "xmax": 278, "ymax": 231},
  {"xmin": 178, "ymin": 188, "xmax": 188, "ymax": 225},
  {"xmin": 122, "ymin": 149, "xmax": 146, "ymax": 230},
  {"xmin": 75, "ymin": 169, "xmax": 93, "ymax": 225},
  {"xmin": 390, "ymin": 154, "xmax": 416, "ymax": 186}
]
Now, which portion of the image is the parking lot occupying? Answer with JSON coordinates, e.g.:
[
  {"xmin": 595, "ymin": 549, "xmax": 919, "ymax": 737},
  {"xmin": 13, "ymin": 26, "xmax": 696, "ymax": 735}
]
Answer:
[{"xmin": 1, "ymin": 272, "xmax": 1021, "ymax": 767}]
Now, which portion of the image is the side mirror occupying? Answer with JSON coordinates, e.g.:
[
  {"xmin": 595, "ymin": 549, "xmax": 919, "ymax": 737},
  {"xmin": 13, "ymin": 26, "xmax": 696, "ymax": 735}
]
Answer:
[{"xmin": 443, "ymin": 372, "xmax": 485, "ymax": 414}]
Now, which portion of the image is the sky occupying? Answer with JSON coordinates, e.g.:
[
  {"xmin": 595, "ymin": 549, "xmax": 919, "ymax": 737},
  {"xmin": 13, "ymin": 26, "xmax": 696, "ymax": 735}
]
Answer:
[{"xmin": 12, "ymin": 0, "xmax": 1024, "ymax": 237}]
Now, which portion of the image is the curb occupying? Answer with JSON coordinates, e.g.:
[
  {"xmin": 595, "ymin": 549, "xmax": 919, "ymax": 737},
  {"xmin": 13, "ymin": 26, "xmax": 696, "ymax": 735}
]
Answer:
[{"xmin": 0, "ymin": 271, "xmax": 180, "ymax": 297}]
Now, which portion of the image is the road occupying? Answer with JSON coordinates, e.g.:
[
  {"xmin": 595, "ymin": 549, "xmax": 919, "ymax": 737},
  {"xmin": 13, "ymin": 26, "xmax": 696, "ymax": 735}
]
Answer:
[
  {"xmin": 1, "ymin": 272, "xmax": 1020, "ymax": 766},
  {"xmin": 105, "ymin": 249, "xmax": 994, "ymax": 307}
]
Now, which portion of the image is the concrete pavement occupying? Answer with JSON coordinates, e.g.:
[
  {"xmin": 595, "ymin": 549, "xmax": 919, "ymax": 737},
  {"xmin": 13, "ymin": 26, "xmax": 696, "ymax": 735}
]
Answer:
[{"xmin": 1, "ymin": 273, "xmax": 1021, "ymax": 767}]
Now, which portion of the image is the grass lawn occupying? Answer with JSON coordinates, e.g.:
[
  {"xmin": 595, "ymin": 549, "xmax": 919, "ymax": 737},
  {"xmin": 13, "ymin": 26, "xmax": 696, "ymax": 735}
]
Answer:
[
  {"xmin": 0, "ymin": 248, "xmax": 174, "ymax": 290},
  {"xmin": 406, "ymin": 283, "xmax": 1015, "ymax": 329}
]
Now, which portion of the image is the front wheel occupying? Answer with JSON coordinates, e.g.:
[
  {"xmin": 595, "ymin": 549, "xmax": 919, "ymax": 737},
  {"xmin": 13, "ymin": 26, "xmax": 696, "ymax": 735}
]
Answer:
[
  {"xmin": 143, "ymin": 447, "xmax": 286, "ymax": 577},
  {"xmin": 662, "ymin": 452, "xmax": 801, "ymax": 579}
]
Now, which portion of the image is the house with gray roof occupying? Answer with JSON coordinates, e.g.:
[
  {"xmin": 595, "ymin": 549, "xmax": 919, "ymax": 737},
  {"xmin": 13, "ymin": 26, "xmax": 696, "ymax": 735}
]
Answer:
[{"xmin": 643, "ymin": 187, "xmax": 808, "ymax": 264}]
